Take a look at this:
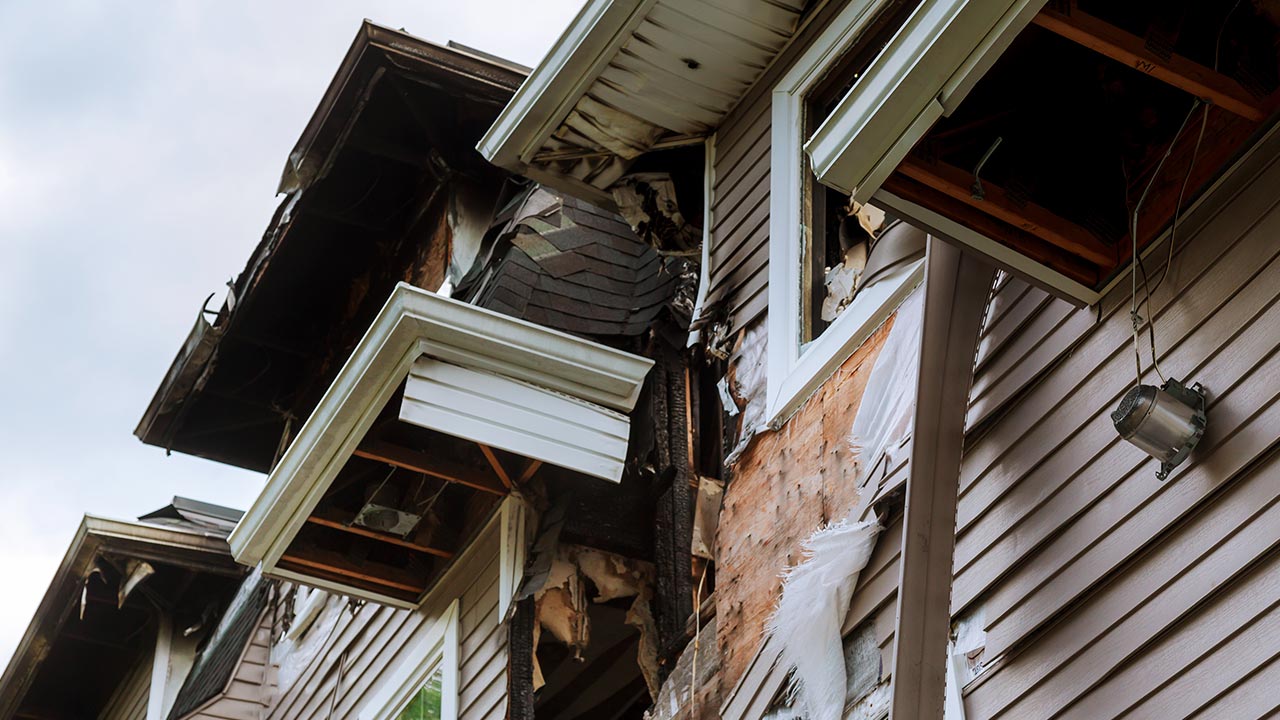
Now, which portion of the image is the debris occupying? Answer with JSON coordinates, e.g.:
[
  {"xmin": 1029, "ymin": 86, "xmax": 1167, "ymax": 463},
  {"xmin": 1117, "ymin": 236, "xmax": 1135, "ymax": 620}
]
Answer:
[
  {"xmin": 691, "ymin": 477, "xmax": 724, "ymax": 561},
  {"xmin": 611, "ymin": 173, "xmax": 701, "ymax": 254},
  {"xmin": 117, "ymin": 559, "xmax": 156, "ymax": 609},
  {"xmin": 725, "ymin": 323, "xmax": 768, "ymax": 465}
]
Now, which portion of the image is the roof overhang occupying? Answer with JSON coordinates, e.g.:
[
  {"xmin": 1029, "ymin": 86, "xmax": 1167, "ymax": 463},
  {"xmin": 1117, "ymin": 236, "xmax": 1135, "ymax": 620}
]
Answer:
[
  {"xmin": 0, "ymin": 515, "xmax": 240, "ymax": 719},
  {"xmin": 228, "ymin": 283, "xmax": 653, "ymax": 607},
  {"xmin": 478, "ymin": 0, "xmax": 807, "ymax": 203}
]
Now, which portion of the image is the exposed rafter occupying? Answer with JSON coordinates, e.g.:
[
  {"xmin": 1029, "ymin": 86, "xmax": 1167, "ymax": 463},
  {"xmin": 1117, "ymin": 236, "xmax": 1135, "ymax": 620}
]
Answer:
[
  {"xmin": 1032, "ymin": 1, "xmax": 1267, "ymax": 122},
  {"xmin": 353, "ymin": 440, "xmax": 507, "ymax": 496},
  {"xmin": 305, "ymin": 514, "xmax": 455, "ymax": 559}
]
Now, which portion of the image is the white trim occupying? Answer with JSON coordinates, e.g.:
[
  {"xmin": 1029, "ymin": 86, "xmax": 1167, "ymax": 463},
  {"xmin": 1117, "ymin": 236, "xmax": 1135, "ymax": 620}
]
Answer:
[
  {"xmin": 805, "ymin": 0, "xmax": 1048, "ymax": 200},
  {"xmin": 766, "ymin": 0, "xmax": 920, "ymax": 425},
  {"xmin": 688, "ymin": 136, "xmax": 715, "ymax": 348},
  {"xmin": 228, "ymin": 283, "xmax": 652, "ymax": 605},
  {"xmin": 360, "ymin": 599, "xmax": 461, "ymax": 720},
  {"xmin": 498, "ymin": 497, "xmax": 531, "ymax": 619},
  {"xmin": 477, "ymin": 0, "xmax": 654, "ymax": 170}
]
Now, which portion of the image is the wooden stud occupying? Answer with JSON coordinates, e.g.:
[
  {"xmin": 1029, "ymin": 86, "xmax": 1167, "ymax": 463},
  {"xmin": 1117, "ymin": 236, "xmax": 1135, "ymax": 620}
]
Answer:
[
  {"xmin": 478, "ymin": 444, "xmax": 515, "ymax": 490},
  {"xmin": 305, "ymin": 515, "xmax": 454, "ymax": 559},
  {"xmin": 1032, "ymin": 2, "xmax": 1266, "ymax": 122},
  {"xmin": 353, "ymin": 440, "xmax": 507, "ymax": 496},
  {"xmin": 897, "ymin": 156, "xmax": 1116, "ymax": 266}
]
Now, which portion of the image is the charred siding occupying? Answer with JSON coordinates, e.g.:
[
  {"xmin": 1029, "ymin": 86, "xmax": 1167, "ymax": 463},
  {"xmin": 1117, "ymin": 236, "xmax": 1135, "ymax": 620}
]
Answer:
[{"xmin": 954, "ymin": 143, "xmax": 1280, "ymax": 718}]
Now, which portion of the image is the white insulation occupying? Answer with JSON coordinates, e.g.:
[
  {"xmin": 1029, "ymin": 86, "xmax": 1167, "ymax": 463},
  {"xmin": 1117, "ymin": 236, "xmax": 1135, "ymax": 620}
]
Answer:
[
  {"xmin": 725, "ymin": 321, "xmax": 769, "ymax": 465},
  {"xmin": 767, "ymin": 287, "xmax": 923, "ymax": 720}
]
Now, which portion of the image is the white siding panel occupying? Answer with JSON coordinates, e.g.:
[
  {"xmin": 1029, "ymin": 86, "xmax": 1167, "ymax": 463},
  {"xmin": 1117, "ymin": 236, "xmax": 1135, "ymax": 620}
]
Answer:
[{"xmin": 401, "ymin": 357, "xmax": 630, "ymax": 482}]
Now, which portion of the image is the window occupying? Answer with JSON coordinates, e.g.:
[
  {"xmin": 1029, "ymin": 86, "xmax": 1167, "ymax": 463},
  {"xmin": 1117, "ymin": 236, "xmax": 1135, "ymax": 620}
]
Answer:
[
  {"xmin": 361, "ymin": 600, "xmax": 460, "ymax": 720},
  {"xmin": 767, "ymin": 0, "xmax": 929, "ymax": 423},
  {"xmin": 395, "ymin": 668, "xmax": 445, "ymax": 720}
]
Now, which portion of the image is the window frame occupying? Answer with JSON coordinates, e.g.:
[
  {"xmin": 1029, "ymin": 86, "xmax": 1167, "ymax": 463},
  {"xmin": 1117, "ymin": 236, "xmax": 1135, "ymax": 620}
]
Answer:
[
  {"xmin": 767, "ymin": 0, "xmax": 925, "ymax": 424},
  {"xmin": 361, "ymin": 599, "xmax": 461, "ymax": 720},
  {"xmin": 767, "ymin": 0, "xmax": 1044, "ymax": 423}
]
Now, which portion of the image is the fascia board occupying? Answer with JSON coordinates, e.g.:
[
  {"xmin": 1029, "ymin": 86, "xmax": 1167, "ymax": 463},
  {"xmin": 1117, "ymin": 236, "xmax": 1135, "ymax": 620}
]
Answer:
[
  {"xmin": 477, "ymin": 0, "xmax": 650, "ymax": 170},
  {"xmin": 229, "ymin": 283, "xmax": 652, "ymax": 574},
  {"xmin": 806, "ymin": 0, "xmax": 1043, "ymax": 199}
]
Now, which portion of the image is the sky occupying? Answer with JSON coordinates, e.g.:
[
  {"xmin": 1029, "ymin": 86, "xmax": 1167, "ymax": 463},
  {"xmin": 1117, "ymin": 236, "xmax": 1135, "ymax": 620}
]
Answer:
[{"xmin": 0, "ymin": 0, "xmax": 581, "ymax": 670}]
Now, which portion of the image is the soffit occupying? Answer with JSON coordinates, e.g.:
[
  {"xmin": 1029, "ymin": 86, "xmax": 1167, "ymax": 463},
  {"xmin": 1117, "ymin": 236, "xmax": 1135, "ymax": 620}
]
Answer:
[{"xmin": 479, "ymin": 0, "xmax": 808, "ymax": 201}]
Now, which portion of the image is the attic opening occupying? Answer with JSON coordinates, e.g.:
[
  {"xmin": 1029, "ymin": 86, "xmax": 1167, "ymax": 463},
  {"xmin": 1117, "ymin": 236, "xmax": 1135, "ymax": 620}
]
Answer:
[{"xmin": 882, "ymin": 0, "xmax": 1280, "ymax": 294}]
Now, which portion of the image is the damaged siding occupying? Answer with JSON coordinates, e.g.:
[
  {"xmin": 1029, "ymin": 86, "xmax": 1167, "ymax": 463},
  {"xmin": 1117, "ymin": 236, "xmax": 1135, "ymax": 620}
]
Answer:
[
  {"xmin": 953, "ymin": 145, "xmax": 1280, "ymax": 717},
  {"xmin": 716, "ymin": 316, "xmax": 896, "ymax": 691}
]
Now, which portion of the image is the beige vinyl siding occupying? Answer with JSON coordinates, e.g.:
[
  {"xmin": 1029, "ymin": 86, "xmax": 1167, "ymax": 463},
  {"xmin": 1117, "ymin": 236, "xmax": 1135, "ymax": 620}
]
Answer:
[
  {"xmin": 99, "ymin": 649, "xmax": 151, "ymax": 720},
  {"xmin": 704, "ymin": 0, "xmax": 853, "ymax": 330},
  {"xmin": 265, "ymin": 529, "xmax": 506, "ymax": 720},
  {"xmin": 952, "ymin": 142, "xmax": 1280, "ymax": 718}
]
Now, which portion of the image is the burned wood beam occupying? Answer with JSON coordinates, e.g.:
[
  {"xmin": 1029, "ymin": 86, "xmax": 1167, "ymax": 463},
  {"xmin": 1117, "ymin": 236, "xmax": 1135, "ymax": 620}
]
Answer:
[
  {"xmin": 897, "ymin": 156, "xmax": 1116, "ymax": 267},
  {"xmin": 353, "ymin": 440, "xmax": 506, "ymax": 495},
  {"xmin": 507, "ymin": 597, "xmax": 537, "ymax": 720},
  {"xmin": 478, "ymin": 444, "xmax": 515, "ymax": 490},
  {"xmin": 1032, "ymin": 2, "xmax": 1266, "ymax": 122},
  {"xmin": 278, "ymin": 546, "xmax": 426, "ymax": 595},
  {"xmin": 890, "ymin": 238, "xmax": 995, "ymax": 719},
  {"xmin": 881, "ymin": 172, "xmax": 1100, "ymax": 287},
  {"xmin": 305, "ymin": 515, "xmax": 454, "ymax": 559}
]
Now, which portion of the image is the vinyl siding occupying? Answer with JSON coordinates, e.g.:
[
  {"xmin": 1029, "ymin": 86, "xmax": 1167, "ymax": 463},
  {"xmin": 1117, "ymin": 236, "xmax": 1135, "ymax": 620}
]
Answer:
[
  {"xmin": 265, "ymin": 528, "xmax": 507, "ymax": 720},
  {"xmin": 952, "ymin": 138, "xmax": 1280, "ymax": 718},
  {"xmin": 184, "ymin": 618, "xmax": 273, "ymax": 720},
  {"xmin": 99, "ymin": 649, "xmax": 151, "ymax": 720}
]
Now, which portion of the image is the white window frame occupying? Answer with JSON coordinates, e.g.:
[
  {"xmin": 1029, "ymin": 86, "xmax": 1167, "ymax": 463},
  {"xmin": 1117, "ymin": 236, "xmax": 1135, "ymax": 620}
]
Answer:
[
  {"xmin": 767, "ymin": 0, "xmax": 923, "ymax": 425},
  {"xmin": 767, "ymin": 0, "xmax": 1045, "ymax": 423},
  {"xmin": 361, "ymin": 599, "xmax": 461, "ymax": 720}
]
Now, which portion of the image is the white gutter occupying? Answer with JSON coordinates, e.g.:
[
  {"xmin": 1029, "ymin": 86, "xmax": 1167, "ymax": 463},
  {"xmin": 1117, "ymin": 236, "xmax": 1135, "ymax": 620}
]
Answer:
[{"xmin": 477, "ymin": 0, "xmax": 650, "ymax": 170}]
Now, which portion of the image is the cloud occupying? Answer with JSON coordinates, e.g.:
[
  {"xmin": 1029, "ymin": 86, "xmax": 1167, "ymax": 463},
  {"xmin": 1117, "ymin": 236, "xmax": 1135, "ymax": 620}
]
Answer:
[{"xmin": 0, "ymin": 0, "xmax": 582, "ymax": 668}]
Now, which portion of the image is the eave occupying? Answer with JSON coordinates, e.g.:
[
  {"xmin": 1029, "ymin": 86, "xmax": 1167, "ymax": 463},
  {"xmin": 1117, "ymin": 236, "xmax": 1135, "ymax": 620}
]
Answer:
[{"xmin": 228, "ymin": 283, "xmax": 653, "ymax": 607}]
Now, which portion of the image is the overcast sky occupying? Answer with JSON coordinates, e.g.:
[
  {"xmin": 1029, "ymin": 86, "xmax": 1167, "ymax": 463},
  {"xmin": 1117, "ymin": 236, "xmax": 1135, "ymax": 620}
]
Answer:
[{"xmin": 0, "ymin": 0, "xmax": 580, "ymax": 669}]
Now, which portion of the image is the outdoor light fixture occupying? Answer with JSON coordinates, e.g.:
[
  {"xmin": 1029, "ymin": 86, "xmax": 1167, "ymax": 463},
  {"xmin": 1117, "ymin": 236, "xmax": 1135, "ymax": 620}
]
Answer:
[{"xmin": 1111, "ymin": 377, "xmax": 1207, "ymax": 481}]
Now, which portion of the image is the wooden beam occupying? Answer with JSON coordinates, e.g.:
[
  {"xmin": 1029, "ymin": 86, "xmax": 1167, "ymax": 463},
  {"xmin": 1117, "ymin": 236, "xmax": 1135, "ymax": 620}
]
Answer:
[
  {"xmin": 897, "ymin": 156, "xmax": 1116, "ymax": 267},
  {"xmin": 353, "ymin": 440, "xmax": 506, "ymax": 496},
  {"xmin": 478, "ymin": 444, "xmax": 515, "ymax": 490},
  {"xmin": 1032, "ymin": 2, "xmax": 1266, "ymax": 122},
  {"xmin": 279, "ymin": 547, "xmax": 426, "ymax": 595},
  {"xmin": 517, "ymin": 459, "xmax": 543, "ymax": 485},
  {"xmin": 890, "ymin": 239, "xmax": 995, "ymax": 719},
  {"xmin": 305, "ymin": 515, "xmax": 454, "ymax": 559},
  {"xmin": 882, "ymin": 172, "xmax": 1100, "ymax": 287}
]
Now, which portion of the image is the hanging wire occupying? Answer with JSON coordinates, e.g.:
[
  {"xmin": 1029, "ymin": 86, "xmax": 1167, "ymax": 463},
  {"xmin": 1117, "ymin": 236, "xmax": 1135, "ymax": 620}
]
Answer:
[
  {"xmin": 1129, "ymin": 0, "xmax": 1243, "ymax": 386},
  {"xmin": 1130, "ymin": 99, "xmax": 1201, "ymax": 385}
]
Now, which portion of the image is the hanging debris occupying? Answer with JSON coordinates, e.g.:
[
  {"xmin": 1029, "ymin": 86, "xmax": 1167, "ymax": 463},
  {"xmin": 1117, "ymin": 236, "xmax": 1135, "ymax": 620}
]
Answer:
[{"xmin": 611, "ymin": 173, "xmax": 702, "ymax": 255}]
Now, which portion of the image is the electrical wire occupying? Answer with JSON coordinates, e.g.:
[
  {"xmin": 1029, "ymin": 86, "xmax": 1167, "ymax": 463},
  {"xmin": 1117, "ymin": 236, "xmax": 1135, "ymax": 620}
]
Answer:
[{"xmin": 1130, "ymin": 99, "xmax": 1200, "ymax": 385}]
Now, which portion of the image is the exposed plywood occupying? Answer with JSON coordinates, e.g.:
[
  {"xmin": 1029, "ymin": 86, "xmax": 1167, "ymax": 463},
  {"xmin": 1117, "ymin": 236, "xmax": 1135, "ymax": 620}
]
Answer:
[{"xmin": 715, "ymin": 315, "xmax": 896, "ymax": 691}]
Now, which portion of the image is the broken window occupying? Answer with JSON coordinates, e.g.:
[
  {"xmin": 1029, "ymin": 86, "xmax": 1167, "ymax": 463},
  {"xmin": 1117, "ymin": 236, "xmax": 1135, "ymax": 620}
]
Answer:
[{"xmin": 800, "ymin": 0, "xmax": 923, "ymax": 341}]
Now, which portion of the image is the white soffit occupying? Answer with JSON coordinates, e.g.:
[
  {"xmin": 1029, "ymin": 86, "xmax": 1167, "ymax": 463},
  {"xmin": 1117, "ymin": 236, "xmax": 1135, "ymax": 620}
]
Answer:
[
  {"xmin": 478, "ymin": 0, "xmax": 806, "ymax": 194},
  {"xmin": 228, "ymin": 283, "xmax": 653, "ymax": 582}
]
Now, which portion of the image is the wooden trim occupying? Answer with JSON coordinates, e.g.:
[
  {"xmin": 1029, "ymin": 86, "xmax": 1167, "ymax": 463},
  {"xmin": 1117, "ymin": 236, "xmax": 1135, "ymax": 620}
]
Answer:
[
  {"xmin": 890, "ymin": 238, "xmax": 995, "ymax": 719},
  {"xmin": 304, "ymin": 515, "xmax": 454, "ymax": 559},
  {"xmin": 897, "ymin": 156, "xmax": 1115, "ymax": 267},
  {"xmin": 1032, "ymin": 1, "xmax": 1266, "ymax": 122},
  {"xmin": 354, "ymin": 440, "xmax": 507, "ymax": 496},
  {"xmin": 478, "ymin": 444, "xmax": 515, "ymax": 490}
]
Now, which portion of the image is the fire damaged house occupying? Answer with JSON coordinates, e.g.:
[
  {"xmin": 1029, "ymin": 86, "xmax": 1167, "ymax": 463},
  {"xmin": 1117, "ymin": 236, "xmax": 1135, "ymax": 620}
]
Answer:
[{"xmin": 12, "ymin": 0, "xmax": 1280, "ymax": 718}]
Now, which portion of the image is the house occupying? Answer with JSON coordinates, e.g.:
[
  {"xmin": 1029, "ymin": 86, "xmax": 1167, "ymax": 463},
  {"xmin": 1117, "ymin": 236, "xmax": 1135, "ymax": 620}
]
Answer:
[
  {"xmin": 0, "ymin": 498, "xmax": 248, "ymax": 720},
  {"xmin": 480, "ymin": 0, "xmax": 1280, "ymax": 719},
  {"xmin": 123, "ymin": 19, "xmax": 711, "ymax": 720},
  {"xmin": 46, "ymin": 2, "xmax": 1279, "ymax": 720}
]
